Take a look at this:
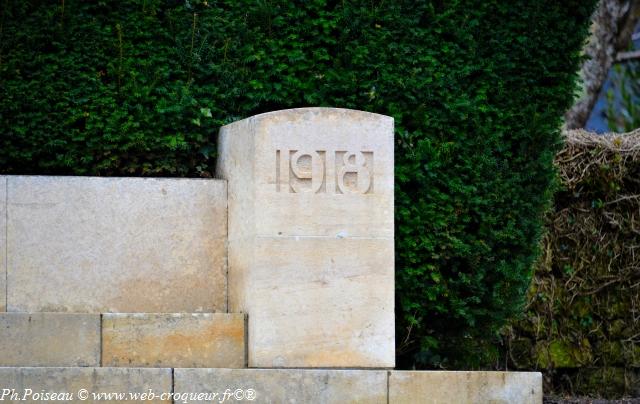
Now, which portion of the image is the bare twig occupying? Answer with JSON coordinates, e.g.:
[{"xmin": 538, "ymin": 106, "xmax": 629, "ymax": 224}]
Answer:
[{"xmin": 617, "ymin": 49, "xmax": 640, "ymax": 62}]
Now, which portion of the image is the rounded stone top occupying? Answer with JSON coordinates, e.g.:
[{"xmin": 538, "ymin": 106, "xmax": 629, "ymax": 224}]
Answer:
[{"xmin": 222, "ymin": 107, "xmax": 394, "ymax": 129}]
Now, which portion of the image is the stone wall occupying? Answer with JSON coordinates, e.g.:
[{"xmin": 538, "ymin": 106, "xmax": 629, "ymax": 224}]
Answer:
[{"xmin": 503, "ymin": 129, "xmax": 640, "ymax": 398}]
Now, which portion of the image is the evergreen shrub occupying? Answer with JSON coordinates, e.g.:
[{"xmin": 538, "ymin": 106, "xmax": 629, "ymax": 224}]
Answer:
[{"xmin": 0, "ymin": 0, "xmax": 597, "ymax": 367}]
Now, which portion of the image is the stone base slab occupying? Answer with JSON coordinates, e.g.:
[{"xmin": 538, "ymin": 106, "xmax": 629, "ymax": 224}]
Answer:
[
  {"xmin": 0, "ymin": 313, "xmax": 100, "ymax": 367},
  {"xmin": 174, "ymin": 368, "xmax": 388, "ymax": 404},
  {"xmin": 0, "ymin": 177, "xmax": 6, "ymax": 311},
  {"xmin": 0, "ymin": 368, "xmax": 542, "ymax": 404},
  {"xmin": 0, "ymin": 367, "xmax": 172, "ymax": 403},
  {"xmin": 175, "ymin": 369, "xmax": 542, "ymax": 404},
  {"xmin": 389, "ymin": 371, "xmax": 543, "ymax": 404}
]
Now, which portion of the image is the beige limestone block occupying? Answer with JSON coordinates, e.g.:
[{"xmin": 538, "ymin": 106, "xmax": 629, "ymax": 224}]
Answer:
[
  {"xmin": 217, "ymin": 108, "xmax": 395, "ymax": 368},
  {"xmin": 0, "ymin": 176, "xmax": 5, "ymax": 311},
  {"xmin": 6, "ymin": 176, "xmax": 227, "ymax": 313},
  {"xmin": 0, "ymin": 367, "xmax": 172, "ymax": 403},
  {"xmin": 102, "ymin": 313, "xmax": 245, "ymax": 368},
  {"xmin": 243, "ymin": 237, "xmax": 394, "ymax": 367},
  {"xmin": 388, "ymin": 371, "xmax": 543, "ymax": 404},
  {"xmin": 0, "ymin": 312, "xmax": 100, "ymax": 366},
  {"xmin": 174, "ymin": 368, "xmax": 387, "ymax": 404}
]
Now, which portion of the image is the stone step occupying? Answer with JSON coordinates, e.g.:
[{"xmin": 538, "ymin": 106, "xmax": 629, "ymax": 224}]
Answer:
[
  {"xmin": 174, "ymin": 368, "xmax": 388, "ymax": 403},
  {"xmin": 0, "ymin": 367, "xmax": 542, "ymax": 404},
  {"xmin": 0, "ymin": 313, "xmax": 100, "ymax": 367},
  {"xmin": 102, "ymin": 313, "xmax": 246, "ymax": 368},
  {"xmin": 0, "ymin": 312, "xmax": 245, "ymax": 368},
  {"xmin": 1, "ymin": 175, "xmax": 227, "ymax": 313},
  {"xmin": 176, "ymin": 369, "xmax": 542, "ymax": 404},
  {"xmin": 388, "ymin": 371, "xmax": 543, "ymax": 404}
]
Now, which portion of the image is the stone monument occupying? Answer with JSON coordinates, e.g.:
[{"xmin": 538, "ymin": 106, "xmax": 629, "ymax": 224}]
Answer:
[
  {"xmin": 216, "ymin": 108, "xmax": 395, "ymax": 368},
  {"xmin": 0, "ymin": 108, "xmax": 542, "ymax": 403}
]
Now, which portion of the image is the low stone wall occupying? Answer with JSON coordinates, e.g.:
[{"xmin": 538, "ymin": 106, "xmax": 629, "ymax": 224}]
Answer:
[
  {"xmin": 503, "ymin": 129, "xmax": 640, "ymax": 398},
  {"xmin": 0, "ymin": 109, "xmax": 543, "ymax": 402}
]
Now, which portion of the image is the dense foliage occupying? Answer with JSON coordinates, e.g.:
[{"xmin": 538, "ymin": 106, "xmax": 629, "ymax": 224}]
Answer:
[{"xmin": 0, "ymin": 0, "xmax": 596, "ymax": 367}]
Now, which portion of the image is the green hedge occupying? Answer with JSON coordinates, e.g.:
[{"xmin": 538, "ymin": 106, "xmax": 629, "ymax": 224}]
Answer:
[{"xmin": 0, "ymin": 0, "xmax": 596, "ymax": 367}]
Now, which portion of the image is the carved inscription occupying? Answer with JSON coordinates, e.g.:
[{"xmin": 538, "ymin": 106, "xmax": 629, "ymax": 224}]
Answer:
[{"xmin": 276, "ymin": 150, "xmax": 373, "ymax": 194}]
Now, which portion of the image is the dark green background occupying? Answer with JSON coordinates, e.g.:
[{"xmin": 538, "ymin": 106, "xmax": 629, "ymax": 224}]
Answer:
[{"xmin": 0, "ymin": 0, "xmax": 596, "ymax": 368}]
